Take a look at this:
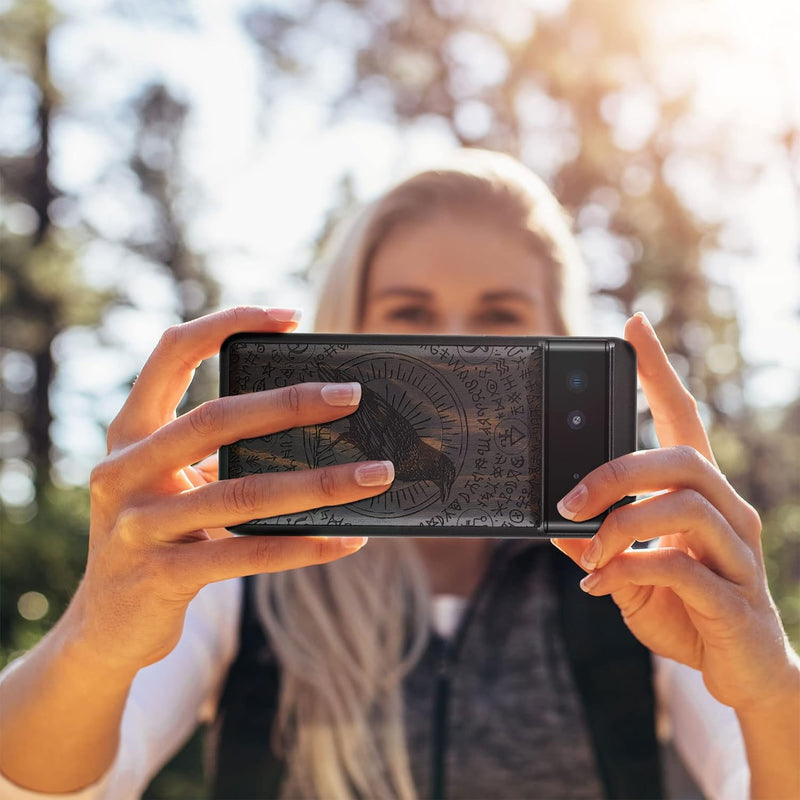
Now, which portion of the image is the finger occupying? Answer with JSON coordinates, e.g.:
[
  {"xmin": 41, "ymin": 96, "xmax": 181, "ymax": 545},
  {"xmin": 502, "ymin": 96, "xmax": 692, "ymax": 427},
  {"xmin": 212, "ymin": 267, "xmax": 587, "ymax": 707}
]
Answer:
[
  {"xmin": 184, "ymin": 456, "xmax": 229, "ymax": 539},
  {"xmin": 577, "ymin": 546, "xmax": 740, "ymax": 621},
  {"xmin": 624, "ymin": 312, "xmax": 718, "ymax": 468},
  {"xmin": 555, "ymin": 445, "xmax": 761, "ymax": 547},
  {"xmin": 109, "ymin": 306, "xmax": 302, "ymax": 449},
  {"xmin": 550, "ymin": 537, "xmax": 592, "ymax": 567},
  {"xmin": 167, "ymin": 533, "xmax": 369, "ymax": 592},
  {"xmin": 551, "ymin": 531, "xmax": 684, "ymax": 575},
  {"xmin": 119, "ymin": 460, "xmax": 395, "ymax": 541},
  {"xmin": 605, "ymin": 582, "xmax": 701, "ymax": 668},
  {"xmin": 192, "ymin": 454, "xmax": 218, "ymax": 484},
  {"xmin": 574, "ymin": 488, "xmax": 756, "ymax": 584},
  {"xmin": 124, "ymin": 381, "xmax": 363, "ymax": 480},
  {"xmin": 183, "ymin": 456, "xmax": 218, "ymax": 491}
]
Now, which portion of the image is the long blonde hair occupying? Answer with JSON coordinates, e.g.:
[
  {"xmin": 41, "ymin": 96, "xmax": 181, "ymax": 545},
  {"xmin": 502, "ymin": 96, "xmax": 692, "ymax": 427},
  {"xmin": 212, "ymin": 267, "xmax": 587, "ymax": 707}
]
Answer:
[{"xmin": 253, "ymin": 149, "xmax": 590, "ymax": 799}]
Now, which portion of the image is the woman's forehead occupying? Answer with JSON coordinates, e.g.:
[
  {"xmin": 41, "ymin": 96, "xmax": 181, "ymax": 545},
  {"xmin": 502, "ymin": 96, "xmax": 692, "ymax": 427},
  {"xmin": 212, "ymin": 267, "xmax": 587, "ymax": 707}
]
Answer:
[{"xmin": 366, "ymin": 216, "xmax": 548, "ymax": 298}]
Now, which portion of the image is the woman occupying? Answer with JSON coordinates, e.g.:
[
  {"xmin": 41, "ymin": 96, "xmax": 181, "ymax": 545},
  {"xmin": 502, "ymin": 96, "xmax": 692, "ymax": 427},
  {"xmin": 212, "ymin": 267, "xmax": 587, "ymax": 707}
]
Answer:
[{"xmin": 0, "ymin": 150, "xmax": 797, "ymax": 800}]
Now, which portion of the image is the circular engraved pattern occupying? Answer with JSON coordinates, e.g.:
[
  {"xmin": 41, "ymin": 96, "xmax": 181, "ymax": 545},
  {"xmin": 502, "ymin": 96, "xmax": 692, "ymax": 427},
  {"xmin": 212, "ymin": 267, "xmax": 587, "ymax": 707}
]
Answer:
[
  {"xmin": 304, "ymin": 354, "xmax": 468, "ymax": 518},
  {"xmin": 493, "ymin": 418, "xmax": 529, "ymax": 455}
]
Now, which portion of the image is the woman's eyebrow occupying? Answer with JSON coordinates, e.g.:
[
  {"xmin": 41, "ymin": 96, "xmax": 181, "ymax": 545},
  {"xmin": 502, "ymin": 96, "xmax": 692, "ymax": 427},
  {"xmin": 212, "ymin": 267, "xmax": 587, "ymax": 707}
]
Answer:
[
  {"xmin": 371, "ymin": 287, "xmax": 432, "ymax": 300},
  {"xmin": 482, "ymin": 290, "xmax": 540, "ymax": 304}
]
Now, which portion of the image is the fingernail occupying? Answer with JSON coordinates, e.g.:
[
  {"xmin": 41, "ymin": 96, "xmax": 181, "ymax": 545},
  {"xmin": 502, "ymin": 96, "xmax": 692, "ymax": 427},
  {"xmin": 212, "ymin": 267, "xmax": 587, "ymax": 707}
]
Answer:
[
  {"xmin": 581, "ymin": 537, "xmax": 602, "ymax": 570},
  {"xmin": 355, "ymin": 460, "xmax": 394, "ymax": 487},
  {"xmin": 557, "ymin": 483, "xmax": 587, "ymax": 520},
  {"xmin": 267, "ymin": 307, "xmax": 303, "ymax": 322},
  {"xmin": 633, "ymin": 310, "xmax": 653, "ymax": 333},
  {"xmin": 580, "ymin": 572, "xmax": 601, "ymax": 593},
  {"xmin": 338, "ymin": 536, "xmax": 368, "ymax": 551},
  {"xmin": 321, "ymin": 382, "xmax": 361, "ymax": 406}
]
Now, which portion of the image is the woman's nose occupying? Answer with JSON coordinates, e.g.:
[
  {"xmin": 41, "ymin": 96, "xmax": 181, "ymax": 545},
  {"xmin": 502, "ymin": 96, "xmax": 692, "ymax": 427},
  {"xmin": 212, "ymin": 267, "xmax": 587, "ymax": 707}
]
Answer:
[
  {"xmin": 439, "ymin": 313, "xmax": 493, "ymax": 336},
  {"xmin": 436, "ymin": 314, "xmax": 477, "ymax": 335}
]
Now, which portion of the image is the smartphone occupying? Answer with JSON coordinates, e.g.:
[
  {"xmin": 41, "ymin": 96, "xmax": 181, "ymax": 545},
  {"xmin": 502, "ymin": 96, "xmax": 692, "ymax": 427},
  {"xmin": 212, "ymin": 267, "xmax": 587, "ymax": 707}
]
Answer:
[{"xmin": 219, "ymin": 333, "xmax": 637, "ymax": 537}]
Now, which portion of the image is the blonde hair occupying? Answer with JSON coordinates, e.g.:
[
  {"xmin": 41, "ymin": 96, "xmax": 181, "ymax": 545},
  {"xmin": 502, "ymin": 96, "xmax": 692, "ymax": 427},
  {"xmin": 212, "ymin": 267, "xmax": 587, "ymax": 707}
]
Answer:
[
  {"xmin": 254, "ymin": 149, "xmax": 592, "ymax": 799},
  {"xmin": 254, "ymin": 540, "xmax": 430, "ymax": 800}
]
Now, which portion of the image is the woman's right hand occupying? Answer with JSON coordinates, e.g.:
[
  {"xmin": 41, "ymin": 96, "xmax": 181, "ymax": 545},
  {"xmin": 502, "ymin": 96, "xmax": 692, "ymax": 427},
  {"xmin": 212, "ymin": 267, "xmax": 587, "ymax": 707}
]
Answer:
[{"xmin": 70, "ymin": 306, "xmax": 393, "ymax": 675}]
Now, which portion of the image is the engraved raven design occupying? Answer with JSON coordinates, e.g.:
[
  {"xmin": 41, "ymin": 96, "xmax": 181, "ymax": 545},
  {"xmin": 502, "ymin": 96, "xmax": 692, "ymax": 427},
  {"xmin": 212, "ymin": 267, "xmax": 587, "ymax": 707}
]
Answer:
[{"xmin": 316, "ymin": 363, "xmax": 456, "ymax": 503}]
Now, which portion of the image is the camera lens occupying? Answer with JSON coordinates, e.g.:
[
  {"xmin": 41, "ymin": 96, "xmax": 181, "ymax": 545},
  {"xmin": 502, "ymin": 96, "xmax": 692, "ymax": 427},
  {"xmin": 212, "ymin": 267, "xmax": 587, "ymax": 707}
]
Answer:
[
  {"xmin": 566, "ymin": 370, "xmax": 588, "ymax": 392},
  {"xmin": 567, "ymin": 410, "xmax": 586, "ymax": 430}
]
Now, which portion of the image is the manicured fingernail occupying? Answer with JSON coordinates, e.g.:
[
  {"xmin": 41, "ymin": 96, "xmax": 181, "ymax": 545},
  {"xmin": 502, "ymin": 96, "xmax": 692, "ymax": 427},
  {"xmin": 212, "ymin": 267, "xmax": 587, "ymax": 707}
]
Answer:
[
  {"xmin": 267, "ymin": 307, "xmax": 303, "ymax": 322},
  {"xmin": 633, "ymin": 310, "xmax": 653, "ymax": 333},
  {"xmin": 321, "ymin": 382, "xmax": 361, "ymax": 406},
  {"xmin": 581, "ymin": 537, "xmax": 602, "ymax": 570},
  {"xmin": 557, "ymin": 484, "xmax": 587, "ymax": 520},
  {"xmin": 355, "ymin": 460, "xmax": 394, "ymax": 487},
  {"xmin": 338, "ymin": 536, "xmax": 368, "ymax": 551},
  {"xmin": 580, "ymin": 572, "xmax": 601, "ymax": 592}
]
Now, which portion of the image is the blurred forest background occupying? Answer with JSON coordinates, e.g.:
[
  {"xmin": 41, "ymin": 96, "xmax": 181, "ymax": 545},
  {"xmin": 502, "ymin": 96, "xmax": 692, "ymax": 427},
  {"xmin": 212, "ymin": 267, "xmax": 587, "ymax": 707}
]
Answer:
[{"xmin": 1, "ymin": 0, "xmax": 798, "ymax": 797}]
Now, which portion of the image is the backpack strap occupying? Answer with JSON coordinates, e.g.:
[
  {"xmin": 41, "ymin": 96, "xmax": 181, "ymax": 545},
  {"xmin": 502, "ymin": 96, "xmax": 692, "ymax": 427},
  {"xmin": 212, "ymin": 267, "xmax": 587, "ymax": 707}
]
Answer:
[
  {"xmin": 553, "ymin": 548, "xmax": 664, "ymax": 799},
  {"xmin": 207, "ymin": 574, "xmax": 286, "ymax": 799}
]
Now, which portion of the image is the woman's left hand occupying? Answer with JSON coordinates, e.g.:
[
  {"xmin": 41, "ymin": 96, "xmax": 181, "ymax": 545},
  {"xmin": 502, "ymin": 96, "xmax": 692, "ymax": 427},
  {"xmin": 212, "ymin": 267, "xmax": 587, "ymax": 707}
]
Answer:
[{"xmin": 552, "ymin": 311, "xmax": 798, "ymax": 715}]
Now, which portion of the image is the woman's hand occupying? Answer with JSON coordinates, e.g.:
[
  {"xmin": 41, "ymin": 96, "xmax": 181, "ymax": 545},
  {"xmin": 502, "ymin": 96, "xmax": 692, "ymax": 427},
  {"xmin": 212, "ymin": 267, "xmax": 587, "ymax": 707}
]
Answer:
[
  {"xmin": 551, "ymin": 311, "xmax": 799, "ymax": 716},
  {"xmin": 72, "ymin": 306, "xmax": 394, "ymax": 675}
]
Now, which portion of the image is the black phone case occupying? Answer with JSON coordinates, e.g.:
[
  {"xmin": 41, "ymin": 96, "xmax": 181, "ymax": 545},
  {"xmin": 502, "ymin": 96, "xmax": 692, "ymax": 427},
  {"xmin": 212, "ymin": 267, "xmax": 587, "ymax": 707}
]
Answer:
[{"xmin": 219, "ymin": 333, "xmax": 637, "ymax": 537}]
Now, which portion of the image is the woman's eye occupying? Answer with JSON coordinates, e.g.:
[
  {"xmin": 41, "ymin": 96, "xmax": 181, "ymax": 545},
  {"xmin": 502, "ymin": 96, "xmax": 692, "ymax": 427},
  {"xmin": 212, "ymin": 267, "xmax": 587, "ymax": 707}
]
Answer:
[
  {"xmin": 386, "ymin": 306, "xmax": 434, "ymax": 323},
  {"xmin": 479, "ymin": 308, "xmax": 524, "ymax": 325}
]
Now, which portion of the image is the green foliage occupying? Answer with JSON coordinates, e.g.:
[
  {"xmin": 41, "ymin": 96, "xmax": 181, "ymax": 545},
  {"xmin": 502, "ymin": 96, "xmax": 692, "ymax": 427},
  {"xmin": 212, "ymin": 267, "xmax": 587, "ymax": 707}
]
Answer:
[
  {"xmin": 0, "ymin": 485, "xmax": 90, "ymax": 668},
  {"xmin": 763, "ymin": 501, "xmax": 800, "ymax": 648}
]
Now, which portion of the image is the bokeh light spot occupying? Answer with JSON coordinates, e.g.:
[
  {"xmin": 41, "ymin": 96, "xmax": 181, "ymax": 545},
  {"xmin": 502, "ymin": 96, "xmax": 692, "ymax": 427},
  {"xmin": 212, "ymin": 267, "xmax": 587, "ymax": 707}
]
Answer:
[{"xmin": 18, "ymin": 591, "xmax": 49, "ymax": 621}]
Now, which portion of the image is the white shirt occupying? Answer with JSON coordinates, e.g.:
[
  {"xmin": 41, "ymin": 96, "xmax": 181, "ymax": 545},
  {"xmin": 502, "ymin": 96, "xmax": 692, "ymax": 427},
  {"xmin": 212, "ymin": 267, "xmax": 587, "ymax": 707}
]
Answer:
[{"xmin": 0, "ymin": 578, "xmax": 750, "ymax": 799}]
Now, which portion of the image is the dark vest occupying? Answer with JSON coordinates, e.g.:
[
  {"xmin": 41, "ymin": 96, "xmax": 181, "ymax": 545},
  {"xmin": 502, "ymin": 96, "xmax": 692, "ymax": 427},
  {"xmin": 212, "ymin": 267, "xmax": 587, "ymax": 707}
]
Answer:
[{"xmin": 206, "ymin": 543, "xmax": 663, "ymax": 799}]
